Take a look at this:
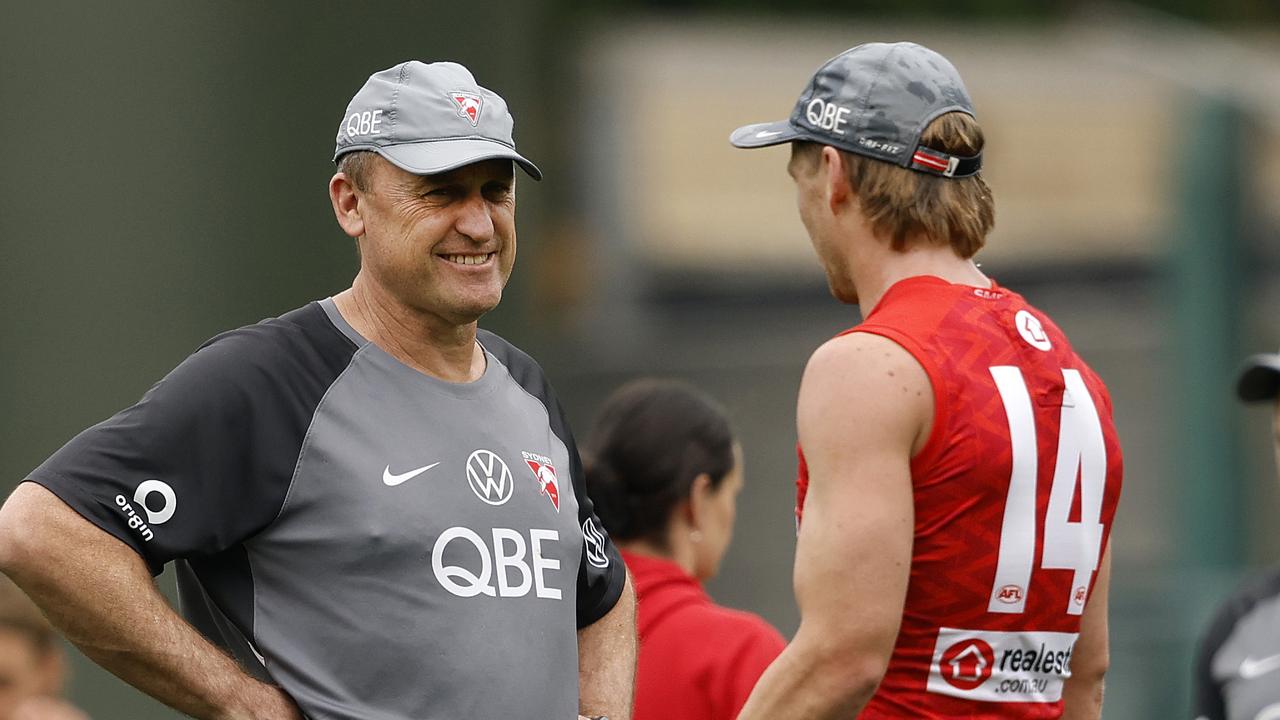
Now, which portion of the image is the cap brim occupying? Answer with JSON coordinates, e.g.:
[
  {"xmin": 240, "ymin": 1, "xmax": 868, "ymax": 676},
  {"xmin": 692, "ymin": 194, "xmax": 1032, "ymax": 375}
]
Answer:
[
  {"xmin": 729, "ymin": 120, "xmax": 804, "ymax": 149},
  {"xmin": 1237, "ymin": 353, "xmax": 1280, "ymax": 402},
  {"xmin": 374, "ymin": 138, "xmax": 542, "ymax": 181}
]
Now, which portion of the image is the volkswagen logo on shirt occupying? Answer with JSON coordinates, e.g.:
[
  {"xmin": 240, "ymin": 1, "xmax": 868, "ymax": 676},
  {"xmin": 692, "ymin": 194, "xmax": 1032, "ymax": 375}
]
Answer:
[{"xmin": 466, "ymin": 449, "xmax": 514, "ymax": 506}]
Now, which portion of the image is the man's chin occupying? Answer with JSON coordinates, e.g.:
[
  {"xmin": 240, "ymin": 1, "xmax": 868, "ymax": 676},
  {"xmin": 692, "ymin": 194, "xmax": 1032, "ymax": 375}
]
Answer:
[{"xmin": 827, "ymin": 279, "xmax": 859, "ymax": 306}]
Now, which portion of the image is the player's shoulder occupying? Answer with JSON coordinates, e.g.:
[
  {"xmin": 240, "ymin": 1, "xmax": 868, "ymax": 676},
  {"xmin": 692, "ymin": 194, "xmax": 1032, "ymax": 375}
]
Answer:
[
  {"xmin": 1211, "ymin": 567, "xmax": 1280, "ymax": 625},
  {"xmin": 1198, "ymin": 567, "xmax": 1280, "ymax": 666},
  {"xmin": 477, "ymin": 328, "xmax": 557, "ymax": 398},
  {"xmin": 806, "ymin": 331, "xmax": 929, "ymax": 395},
  {"xmin": 476, "ymin": 328, "xmax": 542, "ymax": 374},
  {"xmin": 163, "ymin": 301, "xmax": 358, "ymax": 397},
  {"xmin": 669, "ymin": 601, "xmax": 786, "ymax": 650},
  {"xmin": 800, "ymin": 331, "xmax": 931, "ymax": 443}
]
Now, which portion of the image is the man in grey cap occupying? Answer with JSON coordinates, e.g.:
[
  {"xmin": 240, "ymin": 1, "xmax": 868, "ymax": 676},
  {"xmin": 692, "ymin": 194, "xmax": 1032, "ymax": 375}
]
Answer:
[
  {"xmin": 1194, "ymin": 349, "xmax": 1280, "ymax": 720},
  {"xmin": 0, "ymin": 60, "xmax": 635, "ymax": 720},
  {"xmin": 729, "ymin": 43, "xmax": 1123, "ymax": 719}
]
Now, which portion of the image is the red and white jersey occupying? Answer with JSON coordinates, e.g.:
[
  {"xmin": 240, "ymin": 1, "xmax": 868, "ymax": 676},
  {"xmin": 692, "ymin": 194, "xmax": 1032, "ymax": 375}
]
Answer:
[{"xmin": 796, "ymin": 275, "xmax": 1123, "ymax": 719}]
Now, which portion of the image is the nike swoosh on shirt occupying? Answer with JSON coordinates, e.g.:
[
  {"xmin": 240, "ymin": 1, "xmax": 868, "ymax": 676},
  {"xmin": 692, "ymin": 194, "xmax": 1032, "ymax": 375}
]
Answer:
[
  {"xmin": 382, "ymin": 462, "xmax": 442, "ymax": 487},
  {"xmin": 1240, "ymin": 653, "xmax": 1280, "ymax": 679}
]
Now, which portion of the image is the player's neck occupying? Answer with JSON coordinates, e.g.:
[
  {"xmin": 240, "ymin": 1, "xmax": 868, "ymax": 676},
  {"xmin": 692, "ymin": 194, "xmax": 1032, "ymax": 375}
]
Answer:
[
  {"xmin": 852, "ymin": 241, "xmax": 990, "ymax": 317},
  {"xmin": 334, "ymin": 281, "xmax": 485, "ymax": 384}
]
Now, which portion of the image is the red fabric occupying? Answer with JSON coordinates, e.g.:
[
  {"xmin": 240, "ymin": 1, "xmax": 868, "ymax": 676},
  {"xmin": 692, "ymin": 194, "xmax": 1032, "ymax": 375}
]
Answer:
[
  {"xmin": 795, "ymin": 276, "xmax": 1124, "ymax": 719},
  {"xmin": 623, "ymin": 551, "xmax": 786, "ymax": 720}
]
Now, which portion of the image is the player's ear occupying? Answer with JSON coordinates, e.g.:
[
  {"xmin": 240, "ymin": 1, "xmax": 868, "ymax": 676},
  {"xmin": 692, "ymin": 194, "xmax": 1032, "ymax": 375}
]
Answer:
[
  {"xmin": 329, "ymin": 172, "xmax": 366, "ymax": 239},
  {"xmin": 687, "ymin": 473, "xmax": 714, "ymax": 531},
  {"xmin": 820, "ymin": 145, "xmax": 852, "ymax": 213}
]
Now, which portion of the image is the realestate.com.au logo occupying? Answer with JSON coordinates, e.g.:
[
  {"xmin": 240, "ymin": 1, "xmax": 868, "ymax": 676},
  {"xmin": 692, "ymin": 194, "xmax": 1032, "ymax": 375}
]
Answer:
[{"xmin": 927, "ymin": 628, "xmax": 1078, "ymax": 704}]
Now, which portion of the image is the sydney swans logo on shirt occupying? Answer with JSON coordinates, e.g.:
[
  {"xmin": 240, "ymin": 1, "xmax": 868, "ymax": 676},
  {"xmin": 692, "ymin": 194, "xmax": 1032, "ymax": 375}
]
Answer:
[
  {"xmin": 115, "ymin": 479, "xmax": 177, "ymax": 542},
  {"xmin": 522, "ymin": 451, "xmax": 560, "ymax": 512},
  {"xmin": 466, "ymin": 450, "xmax": 513, "ymax": 505}
]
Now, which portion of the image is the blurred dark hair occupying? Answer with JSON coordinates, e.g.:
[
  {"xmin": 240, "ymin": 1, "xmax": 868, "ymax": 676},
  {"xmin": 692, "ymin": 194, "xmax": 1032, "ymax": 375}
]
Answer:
[{"xmin": 584, "ymin": 379, "xmax": 736, "ymax": 548}]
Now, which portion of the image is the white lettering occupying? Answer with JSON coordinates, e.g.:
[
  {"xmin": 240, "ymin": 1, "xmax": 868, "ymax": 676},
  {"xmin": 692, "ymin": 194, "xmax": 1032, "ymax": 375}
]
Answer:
[
  {"xmin": 833, "ymin": 106, "xmax": 850, "ymax": 135},
  {"xmin": 805, "ymin": 98, "xmax": 852, "ymax": 134},
  {"xmin": 530, "ymin": 529, "xmax": 562, "ymax": 600},
  {"xmin": 431, "ymin": 527, "xmax": 562, "ymax": 600},
  {"xmin": 432, "ymin": 527, "xmax": 495, "ymax": 598},
  {"xmin": 115, "ymin": 494, "xmax": 155, "ymax": 542},
  {"xmin": 344, "ymin": 110, "xmax": 383, "ymax": 138},
  {"xmin": 492, "ymin": 528, "xmax": 532, "ymax": 597},
  {"xmin": 806, "ymin": 98, "xmax": 824, "ymax": 126}
]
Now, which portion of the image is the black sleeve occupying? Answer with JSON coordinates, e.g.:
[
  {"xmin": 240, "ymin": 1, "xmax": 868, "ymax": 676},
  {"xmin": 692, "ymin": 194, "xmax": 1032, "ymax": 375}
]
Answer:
[
  {"xmin": 1193, "ymin": 597, "xmax": 1231, "ymax": 720},
  {"xmin": 27, "ymin": 307, "xmax": 356, "ymax": 576},
  {"xmin": 478, "ymin": 330, "xmax": 628, "ymax": 628}
]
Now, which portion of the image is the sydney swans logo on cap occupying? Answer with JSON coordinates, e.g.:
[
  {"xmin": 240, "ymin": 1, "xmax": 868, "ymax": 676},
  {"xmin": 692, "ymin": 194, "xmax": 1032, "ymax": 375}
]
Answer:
[{"xmin": 449, "ymin": 91, "xmax": 483, "ymax": 127}]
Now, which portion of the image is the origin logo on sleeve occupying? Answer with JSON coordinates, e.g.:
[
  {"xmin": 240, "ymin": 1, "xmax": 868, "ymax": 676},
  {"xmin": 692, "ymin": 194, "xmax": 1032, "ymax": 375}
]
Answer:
[{"xmin": 927, "ymin": 628, "xmax": 1078, "ymax": 703}]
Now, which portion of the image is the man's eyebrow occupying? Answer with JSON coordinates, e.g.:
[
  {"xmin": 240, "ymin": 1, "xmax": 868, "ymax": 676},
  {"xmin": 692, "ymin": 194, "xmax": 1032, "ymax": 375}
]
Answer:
[{"xmin": 407, "ymin": 173, "xmax": 459, "ymax": 191}]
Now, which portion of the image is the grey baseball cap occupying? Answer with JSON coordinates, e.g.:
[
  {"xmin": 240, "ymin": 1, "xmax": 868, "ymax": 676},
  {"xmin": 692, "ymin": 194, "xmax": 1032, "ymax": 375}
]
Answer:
[
  {"xmin": 334, "ymin": 60, "xmax": 541, "ymax": 180},
  {"xmin": 1238, "ymin": 350, "xmax": 1280, "ymax": 402},
  {"xmin": 730, "ymin": 42, "xmax": 981, "ymax": 178}
]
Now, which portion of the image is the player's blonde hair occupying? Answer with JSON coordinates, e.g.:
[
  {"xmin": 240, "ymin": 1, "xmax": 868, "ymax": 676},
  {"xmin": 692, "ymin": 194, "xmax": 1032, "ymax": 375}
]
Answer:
[{"xmin": 797, "ymin": 111, "xmax": 995, "ymax": 259}]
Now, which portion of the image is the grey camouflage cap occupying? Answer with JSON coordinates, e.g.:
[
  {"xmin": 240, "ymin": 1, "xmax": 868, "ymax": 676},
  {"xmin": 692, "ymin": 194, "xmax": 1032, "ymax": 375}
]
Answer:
[
  {"xmin": 1238, "ymin": 349, "xmax": 1280, "ymax": 402},
  {"xmin": 334, "ymin": 61, "xmax": 541, "ymax": 180},
  {"xmin": 730, "ymin": 42, "xmax": 981, "ymax": 178}
]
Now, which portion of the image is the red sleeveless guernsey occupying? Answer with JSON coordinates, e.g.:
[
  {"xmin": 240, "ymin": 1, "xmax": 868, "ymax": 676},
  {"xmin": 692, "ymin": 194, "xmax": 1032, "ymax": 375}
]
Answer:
[{"xmin": 796, "ymin": 276, "xmax": 1123, "ymax": 718}]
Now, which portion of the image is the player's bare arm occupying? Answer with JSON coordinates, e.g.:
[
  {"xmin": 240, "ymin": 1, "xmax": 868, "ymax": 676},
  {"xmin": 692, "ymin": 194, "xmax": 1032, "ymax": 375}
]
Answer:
[
  {"xmin": 0, "ymin": 484, "xmax": 302, "ymax": 720},
  {"xmin": 1060, "ymin": 543, "xmax": 1112, "ymax": 720},
  {"xmin": 577, "ymin": 571, "xmax": 637, "ymax": 720},
  {"xmin": 736, "ymin": 332, "xmax": 930, "ymax": 720}
]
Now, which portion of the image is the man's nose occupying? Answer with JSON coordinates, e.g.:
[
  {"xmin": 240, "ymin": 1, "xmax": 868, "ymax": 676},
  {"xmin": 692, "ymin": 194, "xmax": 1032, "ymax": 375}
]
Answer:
[{"xmin": 454, "ymin": 193, "xmax": 495, "ymax": 243}]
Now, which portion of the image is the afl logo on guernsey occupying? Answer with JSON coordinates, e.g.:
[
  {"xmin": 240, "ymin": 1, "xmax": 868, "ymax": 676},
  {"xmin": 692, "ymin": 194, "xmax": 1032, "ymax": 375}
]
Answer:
[
  {"xmin": 466, "ymin": 450, "xmax": 513, "ymax": 505},
  {"xmin": 1015, "ymin": 310, "xmax": 1052, "ymax": 352}
]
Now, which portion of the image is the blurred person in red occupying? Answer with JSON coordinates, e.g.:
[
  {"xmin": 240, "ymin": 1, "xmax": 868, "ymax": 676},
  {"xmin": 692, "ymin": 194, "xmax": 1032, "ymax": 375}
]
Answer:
[
  {"xmin": 728, "ymin": 42, "xmax": 1123, "ymax": 719},
  {"xmin": 1193, "ymin": 349, "xmax": 1280, "ymax": 720},
  {"xmin": 584, "ymin": 379, "xmax": 785, "ymax": 720},
  {"xmin": 0, "ymin": 577, "xmax": 86, "ymax": 720}
]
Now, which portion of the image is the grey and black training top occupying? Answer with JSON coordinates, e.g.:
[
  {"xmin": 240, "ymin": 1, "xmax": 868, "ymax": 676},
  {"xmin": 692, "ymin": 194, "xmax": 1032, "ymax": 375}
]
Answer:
[
  {"xmin": 1194, "ymin": 569, "xmax": 1280, "ymax": 720},
  {"xmin": 28, "ymin": 298, "xmax": 627, "ymax": 720}
]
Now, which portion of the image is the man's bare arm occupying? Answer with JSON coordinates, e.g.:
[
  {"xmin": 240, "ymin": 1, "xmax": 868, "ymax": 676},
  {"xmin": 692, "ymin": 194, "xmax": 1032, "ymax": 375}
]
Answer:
[
  {"xmin": 1061, "ymin": 543, "xmax": 1113, "ymax": 720},
  {"xmin": 0, "ymin": 483, "xmax": 301, "ymax": 720},
  {"xmin": 576, "ymin": 571, "xmax": 636, "ymax": 720},
  {"xmin": 736, "ymin": 332, "xmax": 928, "ymax": 720}
]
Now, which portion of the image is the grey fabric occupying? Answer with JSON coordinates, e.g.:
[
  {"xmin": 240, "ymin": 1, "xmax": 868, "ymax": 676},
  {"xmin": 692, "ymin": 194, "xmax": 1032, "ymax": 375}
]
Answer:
[
  {"xmin": 1196, "ymin": 570, "xmax": 1280, "ymax": 720},
  {"xmin": 730, "ymin": 42, "xmax": 978, "ymax": 174},
  {"xmin": 245, "ymin": 300, "xmax": 585, "ymax": 718},
  {"xmin": 334, "ymin": 60, "xmax": 542, "ymax": 180},
  {"xmin": 30, "ymin": 299, "xmax": 621, "ymax": 719}
]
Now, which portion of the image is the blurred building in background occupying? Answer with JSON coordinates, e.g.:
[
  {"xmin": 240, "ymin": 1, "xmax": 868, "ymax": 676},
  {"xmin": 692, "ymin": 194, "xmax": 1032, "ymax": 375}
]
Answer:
[{"xmin": 1, "ymin": 1, "xmax": 1277, "ymax": 718}]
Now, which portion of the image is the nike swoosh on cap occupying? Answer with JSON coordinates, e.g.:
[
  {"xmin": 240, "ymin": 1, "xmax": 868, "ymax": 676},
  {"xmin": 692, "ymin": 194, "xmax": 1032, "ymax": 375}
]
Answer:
[
  {"xmin": 382, "ymin": 462, "xmax": 442, "ymax": 487},
  {"xmin": 1240, "ymin": 653, "xmax": 1280, "ymax": 679},
  {"xmin": 755, "ymin": 130, "xmax": 785, "ymax": 138}
]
